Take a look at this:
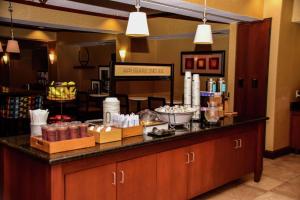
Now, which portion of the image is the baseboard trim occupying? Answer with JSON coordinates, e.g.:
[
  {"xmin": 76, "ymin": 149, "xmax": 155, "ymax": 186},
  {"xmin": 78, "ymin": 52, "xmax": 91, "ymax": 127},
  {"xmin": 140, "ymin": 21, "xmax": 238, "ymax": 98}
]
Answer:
[
  {"xmin": 264, "ymin": 147, "xmax": 292, "ymax": 159},
  {"xmin": 292, "ymin": 148, "xmax": 300, "ymax": 154}
]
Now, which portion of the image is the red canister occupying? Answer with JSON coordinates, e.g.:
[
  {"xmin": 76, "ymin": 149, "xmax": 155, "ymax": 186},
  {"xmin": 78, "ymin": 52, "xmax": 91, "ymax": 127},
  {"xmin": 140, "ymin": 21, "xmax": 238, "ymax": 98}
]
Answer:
[
  {"xmin": 47, "ymin": 127, "xmax": 57, "ymax": 142},
  {"xmin": 41, "ymin": 125, "xmax": 48, "ymax": 140},
  {"xmin": 57, "ymin": 126, "xmax": 69, "ymax": 141},
  {"xmin": 69, "ymin": 125, "xmax": 80, "ymax": 139},
  {"xmin": 79, "ymin": 123, "xmax": 88, "ymax": 137}
]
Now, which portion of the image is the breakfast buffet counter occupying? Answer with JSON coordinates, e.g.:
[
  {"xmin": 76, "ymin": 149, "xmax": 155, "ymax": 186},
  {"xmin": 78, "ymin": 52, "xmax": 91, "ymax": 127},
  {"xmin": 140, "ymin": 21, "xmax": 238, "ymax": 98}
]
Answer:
[{"xmin": 0, "ymin": 116, "xmax": 267, "ymax": 200}]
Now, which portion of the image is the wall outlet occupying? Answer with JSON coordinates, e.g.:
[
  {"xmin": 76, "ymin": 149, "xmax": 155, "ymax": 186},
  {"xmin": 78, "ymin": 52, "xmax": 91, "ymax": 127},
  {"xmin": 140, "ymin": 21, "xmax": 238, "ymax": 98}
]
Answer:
[{"xmin": 296, "ymin": 90, "xmax": 300, "ymax": 98}]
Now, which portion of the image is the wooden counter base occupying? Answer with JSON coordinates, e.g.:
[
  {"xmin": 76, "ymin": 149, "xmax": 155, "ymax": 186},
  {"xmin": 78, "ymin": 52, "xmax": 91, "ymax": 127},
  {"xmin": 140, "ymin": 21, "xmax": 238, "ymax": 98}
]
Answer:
[{"xmin": 0, "ymin": 121, "xmax": 265, "ymax": 200}]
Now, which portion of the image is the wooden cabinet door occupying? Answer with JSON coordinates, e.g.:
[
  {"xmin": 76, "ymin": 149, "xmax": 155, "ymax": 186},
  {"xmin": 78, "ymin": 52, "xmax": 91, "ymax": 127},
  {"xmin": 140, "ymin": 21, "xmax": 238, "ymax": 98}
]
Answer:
[
  {"xmin": 117, "ymin": 154, "xmax": 156, "ymax": 200},
  {"xmin": 157, "ymin": 147, "xmax": 189, "ymax": 200},
  {"xmin": 65, "ymin": 163, "xmax": 117, "ymax": 200},
  {"xmin": 236, "ymin": 129, "xmax": 257, "ymax": 176},
  {"xmin": 187, "ymin": 140, "xmax": 216, "ymax": 199},
  {"xmin": 214, "ymin": 135, "xmax": 239, "ymax": 186}
]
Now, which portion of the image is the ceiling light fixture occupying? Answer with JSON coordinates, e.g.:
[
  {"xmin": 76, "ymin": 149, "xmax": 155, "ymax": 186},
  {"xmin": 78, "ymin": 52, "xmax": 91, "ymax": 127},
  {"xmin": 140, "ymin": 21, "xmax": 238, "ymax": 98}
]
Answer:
[
  {"xmin": 126, "ymin": 0, "xmax": 149, "ymax": 37},
  {"xmin": 49, "ymin": 51, "xmax": 55, "ymax": 64},
  {"xmin": 2, "ymin": 54, "xmax": 9, "ymax": 65},
  {"xmin": 119, "ymin": 49, "xmax": 126, "ymax": 62},
  {"xmin": 194, "ymin": 0, "xmax": 213, "ymax": 44},
  {"xmin": 6, "ymin": 1, "xmax": 20, "ymax": 54}
]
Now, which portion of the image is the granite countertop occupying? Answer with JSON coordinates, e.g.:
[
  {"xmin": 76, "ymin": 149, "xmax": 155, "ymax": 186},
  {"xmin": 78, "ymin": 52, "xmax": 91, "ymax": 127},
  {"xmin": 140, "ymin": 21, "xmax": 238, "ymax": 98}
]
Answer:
[{"xmin": 0, "ymin": 117, "xmax": 268, "ymax": 165}]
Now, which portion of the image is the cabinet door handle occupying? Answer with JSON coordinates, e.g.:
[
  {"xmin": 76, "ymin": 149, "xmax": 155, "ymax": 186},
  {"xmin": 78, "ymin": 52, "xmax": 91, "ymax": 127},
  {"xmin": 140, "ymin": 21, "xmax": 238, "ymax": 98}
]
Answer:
[
  {"xmin": 252, "ymin": 79, "xmax": 258, "ymax": 88},
  {"xmin": 234, "ymin": 140, "xmax": 239, "ymax": 149},
  {"xmin": 119, "ymin": 170, "xmax": 125, "ymax": 184},
  {"xmin": 239, "ymin": 139, "xmax": 242, "ymax": 148},
  {"xmin": 190, "ymin": 152, "xmax": 195, "ymax": 163},
  {"xmin": 185, "ymin": 153, "xmax": 190, "ymax": 164},
  {"xmin": 112, "ymin": 171, "xmax": 116, "ymax": 185},
  {"xmin": 238, "ymin": 78, "xmax": 244, "ymax": 88}
]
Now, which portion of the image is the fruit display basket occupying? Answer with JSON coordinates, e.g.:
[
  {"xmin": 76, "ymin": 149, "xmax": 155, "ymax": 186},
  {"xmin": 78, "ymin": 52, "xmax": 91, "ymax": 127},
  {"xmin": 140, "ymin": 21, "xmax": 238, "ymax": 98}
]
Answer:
[{"xmin": 47, "ymin": 81, "xmax": 77, "ymax": 101}]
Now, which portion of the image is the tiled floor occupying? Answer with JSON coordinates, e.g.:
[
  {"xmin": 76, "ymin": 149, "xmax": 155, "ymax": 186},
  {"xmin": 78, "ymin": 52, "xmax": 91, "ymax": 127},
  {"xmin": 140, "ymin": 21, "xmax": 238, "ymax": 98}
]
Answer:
[{"xmin": 195, "ymin": 154, "xmax": 300, "ymax": 200}]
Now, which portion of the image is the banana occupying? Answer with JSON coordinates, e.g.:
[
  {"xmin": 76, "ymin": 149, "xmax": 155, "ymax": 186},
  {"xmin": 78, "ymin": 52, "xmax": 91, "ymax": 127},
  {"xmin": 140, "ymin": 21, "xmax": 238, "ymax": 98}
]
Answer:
[
  {"xmin": 48, "ymin": 81, "xmax": 76, "ymax": 100},
  {"xmin": 68, "ymin": 81, "xmax": 75, "ymax": 86}
]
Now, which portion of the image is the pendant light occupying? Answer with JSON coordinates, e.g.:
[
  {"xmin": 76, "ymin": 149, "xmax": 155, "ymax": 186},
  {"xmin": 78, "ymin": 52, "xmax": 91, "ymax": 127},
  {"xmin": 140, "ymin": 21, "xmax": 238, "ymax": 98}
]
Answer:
[
  {"xmin": 6, "ymin": 1, "xmax": 20, "ymax": 54},
  {"xmin": 194, "ymin": 0, "xmax": 213, "ymax": 44},
  {"xmin": 126, "ymin": 0, "xmax": 149, "ymax": 37}
]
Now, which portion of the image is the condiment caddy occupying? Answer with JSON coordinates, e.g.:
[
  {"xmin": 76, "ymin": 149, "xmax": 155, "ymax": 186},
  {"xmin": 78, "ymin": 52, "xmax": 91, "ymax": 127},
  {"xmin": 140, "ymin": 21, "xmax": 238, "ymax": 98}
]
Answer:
[
  {"xmin": 30, "ymin": 135, "xmax": 95, "ymax": 154},
  {"xmin": 88, "ymin": 125, "xmax": 122, "ymax": 144},
  {"xmin": 87, "ymin": 113, "xmax": 144, "ymax": 144},
  {"xmin": 110, "ymin": 113, "xmax": 143, "ymax": 138},
  {"xmin": 30, "ymin": 121, "xmax": 96, "ymax": 154}
]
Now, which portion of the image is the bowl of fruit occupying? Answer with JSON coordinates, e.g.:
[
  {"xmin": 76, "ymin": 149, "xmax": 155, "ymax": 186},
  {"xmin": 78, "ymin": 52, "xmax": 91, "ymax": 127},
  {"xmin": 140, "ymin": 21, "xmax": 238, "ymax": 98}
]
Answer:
[
  {"xmin": 47, "ymin": 81, "xmax": 76, "ymax": 101},
  {"xmin": 48, "ymin": 115, "xmax": 73, "ymax": 124}
]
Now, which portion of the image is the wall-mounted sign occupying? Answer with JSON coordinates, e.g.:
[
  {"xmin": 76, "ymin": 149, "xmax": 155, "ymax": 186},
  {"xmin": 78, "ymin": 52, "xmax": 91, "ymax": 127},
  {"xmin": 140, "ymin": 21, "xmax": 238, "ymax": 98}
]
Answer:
[{"xmin": 114, "ymin": 64, "xmax": 171, "ymax": 77}]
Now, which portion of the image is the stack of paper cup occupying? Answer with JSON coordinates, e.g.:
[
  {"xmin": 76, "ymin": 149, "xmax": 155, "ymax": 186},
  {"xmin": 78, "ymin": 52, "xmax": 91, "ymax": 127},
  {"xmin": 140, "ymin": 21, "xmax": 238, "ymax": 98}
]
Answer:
[
  {"xmin": 192, "ymin": 74, "xmax": 200, "ymax": 120},
  {"xmin": 184, "ymin": 71, "xmax": 192, "ymax": 106},
  {"xmin": 29, "ymin": 109, "xmax": 49, "ymax": 136}
]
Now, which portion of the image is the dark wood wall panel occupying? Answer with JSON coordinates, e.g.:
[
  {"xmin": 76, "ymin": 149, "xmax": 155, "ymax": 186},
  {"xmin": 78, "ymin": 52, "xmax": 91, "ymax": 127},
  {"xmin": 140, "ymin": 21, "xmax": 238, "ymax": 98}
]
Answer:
[{"xmin": 234, "ymin": 19, "xmax": 271, "ymax": 118}]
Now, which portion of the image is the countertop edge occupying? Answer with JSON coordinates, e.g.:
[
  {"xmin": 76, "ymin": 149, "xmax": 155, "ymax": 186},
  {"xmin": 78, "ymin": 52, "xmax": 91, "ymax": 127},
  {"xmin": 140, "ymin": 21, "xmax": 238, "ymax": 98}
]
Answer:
[{"xmin": 0, "ymin": 117, "xmax": 269, "ymax": 165}]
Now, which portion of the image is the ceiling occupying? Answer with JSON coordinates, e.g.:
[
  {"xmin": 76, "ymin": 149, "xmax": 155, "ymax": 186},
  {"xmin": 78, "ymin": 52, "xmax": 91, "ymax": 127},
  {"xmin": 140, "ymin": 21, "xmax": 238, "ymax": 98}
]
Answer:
[
  {"xmin": 9, "ymin": 0, "xmax": 167, "ymax": 20},
  {"xmin": 69, "ymin": 0, "xmax": 164, "ymax": 15},
  {"xmin": 0, "ymin": 0, "xmax": 258, "ymax": 34},
  {"xmin": 0, "ymin": 20, "xmax": 101, "ymax": 33},
  {"xmin": 7, "ymin": 0, "xmax": 258, "ymax": 22}
]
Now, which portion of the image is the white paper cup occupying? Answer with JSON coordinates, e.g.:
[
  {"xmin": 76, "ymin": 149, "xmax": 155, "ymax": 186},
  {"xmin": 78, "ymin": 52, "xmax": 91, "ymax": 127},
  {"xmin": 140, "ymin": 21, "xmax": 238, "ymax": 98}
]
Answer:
[{"xmin": 31, "ymin": 123, "xmax": 46, "ymax": 137}]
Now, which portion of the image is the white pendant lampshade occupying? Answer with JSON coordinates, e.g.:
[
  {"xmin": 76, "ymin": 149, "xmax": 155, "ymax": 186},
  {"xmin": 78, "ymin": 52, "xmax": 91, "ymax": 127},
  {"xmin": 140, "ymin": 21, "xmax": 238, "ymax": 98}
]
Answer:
[
  {"xmin": 193, "ymin": 0, "xmax": 213, "ymax": 44},
  {"xmin": 6, "ymin": 39, "xmax": 20, "ymax": 53},
  {"xmin": 0, "ymin": 42, "xmax": 3, "ymax": 53},
  {"xmin": 194, "ymin": 24, "xmax": 213, "ymax": 44},
  {"xmin": 126, "ymin": 11, "xmax": 149, "ymax": 37}
]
